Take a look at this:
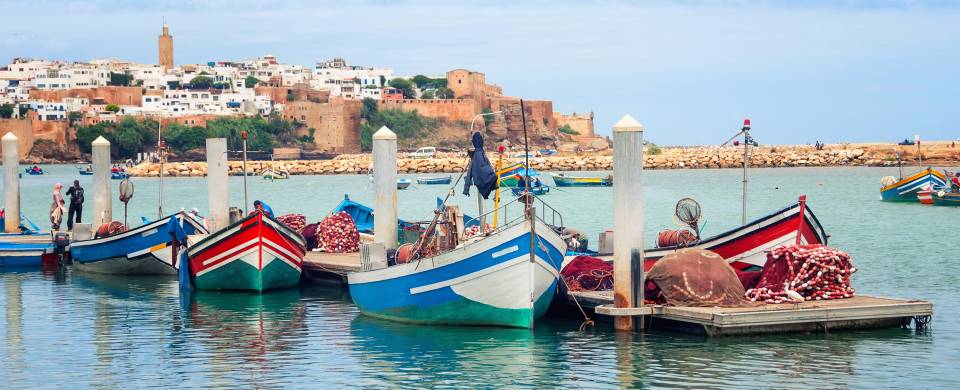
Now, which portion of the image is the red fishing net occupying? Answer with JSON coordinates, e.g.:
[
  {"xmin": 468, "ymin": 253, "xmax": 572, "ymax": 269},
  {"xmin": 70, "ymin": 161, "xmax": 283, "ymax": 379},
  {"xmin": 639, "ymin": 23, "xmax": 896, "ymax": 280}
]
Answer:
[
  {"xmin": 316, "ymin": 211, "xmax": 361, "ymax": 253},
  {"xmin": 646, "ymin": 249, "xmax": 754, "ymax": 307},
  {"xmin": 656, "ymin": 229, "xmax": 698, "ymax": 247},
  {"xmin": 561, "ymin": 255, "xmax": 613, "ymax": 291},
  {"xmin": 276, "ymin": 213, "xmax": 307, "ymax": 234},
  {"xmin": 301, "ymin": 222, "xmax": 320, "ymax": 250},
  {"xmin": 745, "ymin": 244, "xmax": 857, "ymax": 304},
  {"xmin": 95, "ymin": 221, "xmax": 126, "ymax": 238}
]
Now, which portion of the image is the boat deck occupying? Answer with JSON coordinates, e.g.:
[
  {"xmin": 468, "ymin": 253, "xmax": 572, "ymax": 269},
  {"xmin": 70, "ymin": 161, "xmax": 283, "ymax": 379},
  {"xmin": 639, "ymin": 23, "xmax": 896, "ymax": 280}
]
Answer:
[
  {"xmin": 301, "ymin": 251, "xmax": 361, "ymax": 283},
  {"xmin": 566, "ymin": 290, "xmax": 933, "ymax": 337}
]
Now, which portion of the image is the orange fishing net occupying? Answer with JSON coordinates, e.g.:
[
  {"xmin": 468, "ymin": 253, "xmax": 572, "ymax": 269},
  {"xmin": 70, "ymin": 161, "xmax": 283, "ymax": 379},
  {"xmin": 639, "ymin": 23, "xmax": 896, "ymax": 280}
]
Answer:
[{"xmin": 646, "ymin": 249, "xmax": 755, "ymax": 307}]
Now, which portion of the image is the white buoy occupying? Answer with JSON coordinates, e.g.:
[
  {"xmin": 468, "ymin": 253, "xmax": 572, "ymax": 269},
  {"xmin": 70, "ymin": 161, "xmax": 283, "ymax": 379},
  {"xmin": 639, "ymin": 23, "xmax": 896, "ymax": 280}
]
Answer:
[
  {"xmin": 612, "ymin": 115, "xmax": 645, "ymax": 331},
  {"xmin": 2, "ymin": 132, "xmax": 20, "ymax": 233},
  {"xmin": 206, "ymin": 138, "xmax": 229, "ymax": 232},
  {"xmin": 372, "ymin": 126, "xmax": 398, "ymax": 249},
  {"xmin": 92, "ymin": 136, "xmax": 112, "ymax": 226}
]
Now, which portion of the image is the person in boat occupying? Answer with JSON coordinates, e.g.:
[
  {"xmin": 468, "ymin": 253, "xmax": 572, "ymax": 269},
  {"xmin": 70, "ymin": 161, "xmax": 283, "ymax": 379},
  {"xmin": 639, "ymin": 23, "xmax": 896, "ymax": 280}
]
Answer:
[
  {"xmin": 85, "ymin": 164, "xmax": 93, "ymax": 173},
  {"xmin": 50, "ymin": 183, "xmax": 66, "ymax": 231},
  {"xmin": 65, "ymin": 180, "xmax": 84, "ymax": 230},
  {"xmin": 111, "ymin": 164, "xmax": 120, "ymax": 174},
  {"xmin": 31, "ymin": 165, "xmax": 41, "ymax": 174},
  {"xmin": 532, "ymin": 177, "xmax": 544, "ymax": 189},
  {"xmin": 253, "ymin": 200, "xmax": 274, "ymax": 218},
  {"xmin": 952, "ymin": 172, "xmax": 960, "ymax": 192},
  {"xmin": 516, "ymin": 175, "xmax": 526, "ymax": 189}
]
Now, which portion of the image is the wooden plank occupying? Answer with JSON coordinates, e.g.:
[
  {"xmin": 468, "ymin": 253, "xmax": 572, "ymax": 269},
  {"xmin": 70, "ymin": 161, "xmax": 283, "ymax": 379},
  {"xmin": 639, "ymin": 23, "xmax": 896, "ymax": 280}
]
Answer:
[{"xmin": 303, "ymin": 251, "xmax": 362, "ymax": 273}]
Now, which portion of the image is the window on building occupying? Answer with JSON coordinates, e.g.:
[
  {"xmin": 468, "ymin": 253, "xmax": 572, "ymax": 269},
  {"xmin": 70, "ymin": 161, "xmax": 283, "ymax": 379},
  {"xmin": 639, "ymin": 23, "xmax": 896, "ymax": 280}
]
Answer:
[{"xmin": 301, "ymin": 115, "xmax": 306, "ymax": 121}]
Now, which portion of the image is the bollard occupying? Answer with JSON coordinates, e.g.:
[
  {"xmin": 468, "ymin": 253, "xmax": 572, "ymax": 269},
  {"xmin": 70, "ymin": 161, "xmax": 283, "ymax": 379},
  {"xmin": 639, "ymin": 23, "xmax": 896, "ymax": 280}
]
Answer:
[
  {"xmin": 92, "ymin": 136, "xmax": 112, "ymax": 226},
  {"xmin": 612, "ymin": 115, "xmax": 645, "ymax": 331},
  {"xmin": 2, "ymin": 132, "xmax": 20, "ymax": 233},
  {"xmin": 206, "ymin": 138, "xmax": 229, "ymax": 232},
  {"xmin": 372, "ymin": 126, "xmax": 398, "ymax": 249}
]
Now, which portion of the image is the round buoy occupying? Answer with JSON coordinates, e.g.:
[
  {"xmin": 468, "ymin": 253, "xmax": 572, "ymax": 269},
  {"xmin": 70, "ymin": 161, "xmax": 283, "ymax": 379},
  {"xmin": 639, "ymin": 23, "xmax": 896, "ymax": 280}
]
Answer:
[{"xmin": 396, "ymin": 243, "xmax": 415, "ymax": 264}]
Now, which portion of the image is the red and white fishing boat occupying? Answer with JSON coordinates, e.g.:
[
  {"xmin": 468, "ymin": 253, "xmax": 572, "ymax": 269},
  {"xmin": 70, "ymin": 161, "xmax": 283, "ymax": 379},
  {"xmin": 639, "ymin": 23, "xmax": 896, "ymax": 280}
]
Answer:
[
  {"xmin": 186, "ymin": 210, "xmax": 306, "ymax": 291},
  {"xmin": 644, "ymin": 196, "xmax": 827, "ymax": 271},
  {"xmin": 917, "ymin": 188, "xmax": 935, "ymax": 204}
]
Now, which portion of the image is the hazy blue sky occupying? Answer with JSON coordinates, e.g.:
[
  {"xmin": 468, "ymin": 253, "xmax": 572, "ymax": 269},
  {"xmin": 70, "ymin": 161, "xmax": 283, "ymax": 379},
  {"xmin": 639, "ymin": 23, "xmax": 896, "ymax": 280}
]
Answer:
[{"xmin": 2, "ymin": 0, "xmax": 957, "ymax": 145}]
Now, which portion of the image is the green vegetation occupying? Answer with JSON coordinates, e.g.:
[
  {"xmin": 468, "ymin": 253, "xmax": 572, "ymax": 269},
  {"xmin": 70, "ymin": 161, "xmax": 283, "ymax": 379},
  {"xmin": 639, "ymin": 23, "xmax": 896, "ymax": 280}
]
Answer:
[
  {"xmin": 412, "ymin": 75, "xmax": 447, "ymax": 90},
  {"xmin": 558, "ymin": 124, "xmax": 579, "ymax": 135},
  {"xmin": 648, "ymin": 143, "xmax": 662, "ymax": 155},
  {"xmin": 213, "ymin": 82, "xmax": 230, "ymax": 90},
  {"xmin": 0, "ymin": 103, "xmax": 13, "ymax": 119},
  {"xmin": 189, "ymin": 75, "xmax": 215, "ymax": 89},
  {"xmin": 167, "ymin": 81, "xmax": 181, "ymax": 89},
  {"xmin": 244, "ymin": 75, "xmax": 260, "ymax": 88},
  {"xmin": 388, "ymin": 78, "xmax": 416, "ymax": 99},
  {"xmin": 108, "ymin": 72, "xmax": 134, "ymax": 87},
  {"xmin": 363, "ymin": 84, "xmax": 379, "ymax": 90},
  {"xmin": 75, "ymin": 117, "xmax": 158, "ymax": 158},
  {"xmin": 359, "ymin": 98, "xmax": 438, "ymax": 150},
  {"xmin": 67, "ymin": 111, "xmax": 82, "ymax": 127},
  {"xmin": 436, "ymin": 88, "xmax": 454, "ymax": 99},
  {"xmin": 74, "ymin": 116, "xmax": 301, "ymax": 158},
  {"xmin": 420, "ymin": 90, "xmax": 435, "ymax": 100},
  {"xmin": 18, "ymin": 106, "xmax": 29, "ymax": 117},
  {"xmin": 105, "ymin": 104, "xmax": 121, "ymax": 113}
]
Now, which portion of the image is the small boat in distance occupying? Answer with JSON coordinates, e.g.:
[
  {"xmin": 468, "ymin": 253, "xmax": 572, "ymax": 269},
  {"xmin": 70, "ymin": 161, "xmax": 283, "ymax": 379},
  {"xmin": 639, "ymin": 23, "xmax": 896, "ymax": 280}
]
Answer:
[
  {"xmin": 511, "ymin": 186, "xmax": 549, "ymax": 196},
  {"xmin": 262, "ymin": 169, "xmax": 289, "ymax": 180},
  {"xmin": 551, "ymin": 173, "xmax": 612, "ymax": 187},
  {"xmin": 78, "ymin": 169, "xmax": 93, "ymax": 176},
  {"xmin": 397, "ymin": 178, "xmax": 412, "ymax": 190},
  {"xmin": 416, "ymin": 175, "xmax": 452, "ymax": 185},
  {"xmin": 880, "ymin": 167, "xmax": 945, "ymax": 202},
  {"xmin": 111, "ymin": 172, "xmax": 128, "ymax": 180},
  {"xmin": 497, "ymin": 163, "xmax": 540, "ymax": 188},
  {"xmin": 186, "ymin": 210, "xmax": 306, "ymax": 291},
  {"xmin": 24, "ymin": 167, "xmax": 44, "ymax": 175},
  {"xmin": 932, "ymin": 190, "xmax": 960, "ymax": 207}
]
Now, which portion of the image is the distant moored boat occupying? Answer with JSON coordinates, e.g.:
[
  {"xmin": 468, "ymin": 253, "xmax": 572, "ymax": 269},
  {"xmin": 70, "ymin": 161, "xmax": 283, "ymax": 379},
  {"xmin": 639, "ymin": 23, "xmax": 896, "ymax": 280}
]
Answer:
[{"xmin": 879, "ymin": 168, "xmax": 945, "ymax": 202}]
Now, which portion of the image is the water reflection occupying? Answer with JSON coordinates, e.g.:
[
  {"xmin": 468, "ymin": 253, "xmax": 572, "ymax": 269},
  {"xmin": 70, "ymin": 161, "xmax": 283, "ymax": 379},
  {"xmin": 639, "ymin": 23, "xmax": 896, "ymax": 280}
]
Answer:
[
  {"xmin": 3, "ymin": 273, "xmax": 24, "ymax": 384},
  {"xmin": 180, "ymin": 289, "xmax": 308, "ymax": 388}
]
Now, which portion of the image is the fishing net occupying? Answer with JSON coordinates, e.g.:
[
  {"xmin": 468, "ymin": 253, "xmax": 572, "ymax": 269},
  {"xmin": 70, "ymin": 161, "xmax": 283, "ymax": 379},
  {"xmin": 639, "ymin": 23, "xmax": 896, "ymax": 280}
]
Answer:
[
  {"xmin": 316, "ymin": 211, "xmax": 360, "ymax": 253},
  {"xmin": 656, "ymin": 229, "xmax": 698, "ymax": 247},
  {"xmin": 646, "ymin": 249, "xmax": 755, "ymax": 307},
  {"xmin": 561, "ymin": 256, "xmax": 613, "ymax": 291},
  {"xmin": 745, "ymin": 244, "xmax": 857, "ymax": 304},
  {"xmin": 675, "ymin": 197, "xmax": 701, "ymax": 236},
  {"xmin": 276, "ymin": 213, "xmax": 307, "ymax": 234},
  {"xmin": 301, "ymin": 223, "xmax": 320, "ymax": 250},
  {"xmin": 95, "ymin": 221, "xmax": 126, "ymax": 238}
]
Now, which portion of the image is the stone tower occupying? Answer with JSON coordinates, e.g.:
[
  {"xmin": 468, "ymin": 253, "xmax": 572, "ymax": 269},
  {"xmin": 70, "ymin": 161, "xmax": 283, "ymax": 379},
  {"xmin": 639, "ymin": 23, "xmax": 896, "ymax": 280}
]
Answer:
[{"xmin": 158, "ymin": 23, "xmax": 174, "ymax": 71}]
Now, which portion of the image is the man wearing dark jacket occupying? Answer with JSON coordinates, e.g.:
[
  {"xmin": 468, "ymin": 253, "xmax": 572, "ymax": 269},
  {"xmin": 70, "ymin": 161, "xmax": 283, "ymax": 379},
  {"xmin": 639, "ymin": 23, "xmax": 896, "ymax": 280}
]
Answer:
[{"xmin": 65, "ymin": 180, "xmax": 84, "ymax": 230}]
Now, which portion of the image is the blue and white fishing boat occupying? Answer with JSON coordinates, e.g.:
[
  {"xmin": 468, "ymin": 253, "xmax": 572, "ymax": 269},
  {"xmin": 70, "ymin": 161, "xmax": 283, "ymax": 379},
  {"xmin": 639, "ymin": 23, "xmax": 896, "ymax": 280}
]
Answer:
[
  {"xmin": 348, "ymin": 204, "xmax": 566, "ymax": 328},
  {"xmin": 349, "ymin": 127, "xmax": 566, "ymax": 328},
  {"xmin": 0, "ymin": 214, "xmax": 55, "ymax": 267},
  {"xmin": 880, "ymin": 167, "xmax": 946, "ymax": 202},
  {"xmin": 70, "ymin": 213, "xmax": 207, "ymax": 275}
]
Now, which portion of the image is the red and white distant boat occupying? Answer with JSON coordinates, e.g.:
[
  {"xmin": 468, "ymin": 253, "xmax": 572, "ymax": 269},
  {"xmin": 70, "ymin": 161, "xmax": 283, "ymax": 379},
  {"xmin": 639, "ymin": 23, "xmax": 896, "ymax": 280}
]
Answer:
[{"xmin": 917, "ymin": 188, "xmax": 934, "ymax": 204}]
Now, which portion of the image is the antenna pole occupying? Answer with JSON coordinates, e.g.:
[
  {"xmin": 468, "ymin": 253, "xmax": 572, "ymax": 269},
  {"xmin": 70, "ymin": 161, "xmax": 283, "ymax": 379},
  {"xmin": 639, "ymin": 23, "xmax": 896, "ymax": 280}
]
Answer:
[{"xmin": 157, "ymin": 117, "xmax": 164, "ymax": 219}]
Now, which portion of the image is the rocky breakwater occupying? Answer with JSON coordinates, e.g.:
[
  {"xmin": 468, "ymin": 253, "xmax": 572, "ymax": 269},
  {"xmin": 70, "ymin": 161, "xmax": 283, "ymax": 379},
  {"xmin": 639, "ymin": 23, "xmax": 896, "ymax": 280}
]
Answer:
[{"xmin": 126, "ymin": 145, "xmax": 935, "ymax": 177}]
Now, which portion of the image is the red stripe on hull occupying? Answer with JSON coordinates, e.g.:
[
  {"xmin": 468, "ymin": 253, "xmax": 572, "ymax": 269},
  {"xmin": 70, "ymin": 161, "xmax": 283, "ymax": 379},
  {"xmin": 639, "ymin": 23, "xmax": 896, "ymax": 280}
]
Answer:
[{"xmin": 188, "ymin": 212, "xmax": 306, "ymax": 276}]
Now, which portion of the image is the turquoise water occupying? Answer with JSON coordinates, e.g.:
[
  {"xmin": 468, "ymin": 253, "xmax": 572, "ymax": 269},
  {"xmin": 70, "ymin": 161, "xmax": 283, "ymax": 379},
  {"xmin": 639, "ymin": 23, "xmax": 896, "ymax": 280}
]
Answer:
[{"xmin": 2, "ymin": 165, "xmax": 959, "ymax": 388}]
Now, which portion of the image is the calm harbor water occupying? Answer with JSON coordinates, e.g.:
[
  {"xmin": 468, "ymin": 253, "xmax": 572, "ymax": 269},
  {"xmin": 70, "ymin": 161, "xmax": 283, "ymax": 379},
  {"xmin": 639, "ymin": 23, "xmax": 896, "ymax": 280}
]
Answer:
[{"xmin": 2, "ymin": 164, "xmax": 959, "ymax": 388}]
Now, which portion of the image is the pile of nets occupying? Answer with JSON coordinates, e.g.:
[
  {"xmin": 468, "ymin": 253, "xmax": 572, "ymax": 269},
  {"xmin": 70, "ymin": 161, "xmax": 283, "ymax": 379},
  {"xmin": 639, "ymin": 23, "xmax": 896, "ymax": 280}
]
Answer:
[
  {"xmin": 745, "ymin": 244, "xmax": 858, "ymax": 304},
  {"xmin": 301, "ymin": 223, "xmax": 320, "ymax": 251},
  {"xmin": 276, "ymin": 213, "xmax": 307, "ymax": 234},
  {"xmin": 462, "ymin": 224, "xmax": 493, "ymax": 239},
  {"xmin": 561, "ymin": 255, "xmax": 613, "ymax": 291},
  {"xmin": 646, "ymin": 249, "xmax": 754, "ymax": 307},
  {"xmin": 315, "ymin": 211, "xmax": 360, "ymax": 253}
]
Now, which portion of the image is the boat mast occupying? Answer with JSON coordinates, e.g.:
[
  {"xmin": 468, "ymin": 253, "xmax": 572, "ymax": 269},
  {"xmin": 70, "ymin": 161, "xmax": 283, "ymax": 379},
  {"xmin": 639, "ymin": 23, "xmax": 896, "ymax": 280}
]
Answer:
[
  {"xmin": 157, "ymin": 116, "xmax": 164, "ymax": 219},
  {"xmin": 242, "ymin": 130, "xmax": 249, "ymax": 214},
  {"xmin": 915, "ymin": 134, "xmax": 922, "ymax": 168},
  {"xmin": 520, "ymin": 99, "xmax": 535, "ymax": 327}
]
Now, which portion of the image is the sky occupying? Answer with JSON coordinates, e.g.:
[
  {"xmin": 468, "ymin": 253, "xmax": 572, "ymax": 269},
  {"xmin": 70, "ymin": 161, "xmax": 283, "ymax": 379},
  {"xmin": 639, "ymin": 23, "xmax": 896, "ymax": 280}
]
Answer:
[{"xmin": 1, "ymin": 0, "xmax": 958, "ymax": 145}]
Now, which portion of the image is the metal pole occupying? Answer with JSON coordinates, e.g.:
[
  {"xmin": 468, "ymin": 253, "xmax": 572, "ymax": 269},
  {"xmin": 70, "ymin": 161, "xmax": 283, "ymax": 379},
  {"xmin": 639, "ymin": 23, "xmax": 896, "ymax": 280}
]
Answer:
[
  {"xmin": 242, "ymin": 131, "xmax": 249, "ymax": 214},
  {"xmin": 612, "ymin": 115, "xmax": 645, "ymax": 332},
  {"xmin": 468, "ymin": 110, "xmax": 502, "ymax": 227},
  {"xmin": 741, "ymin": 119, "xmax": 751, "ymax": 225},
  {"xmin": 2, "ymin": 132, "xmax": 20, "ymax": 233},
  {"xmin": 373, "ymin": 126, "xmax": 398, "ymax": 249},
  {"xmin": 519, "ymin": 101, "xmax": 531, "ymax": 195}
]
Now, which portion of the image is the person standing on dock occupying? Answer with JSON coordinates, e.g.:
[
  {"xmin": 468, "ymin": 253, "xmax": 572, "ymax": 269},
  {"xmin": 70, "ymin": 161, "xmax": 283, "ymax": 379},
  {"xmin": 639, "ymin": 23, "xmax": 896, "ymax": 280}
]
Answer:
[
  {"xmin": 65, "ymin": 180, "xmax": 84, "ymax": 230},
  {"xmin": 50, "ymin": 183, "xmax": 66, "ymax": 231}
]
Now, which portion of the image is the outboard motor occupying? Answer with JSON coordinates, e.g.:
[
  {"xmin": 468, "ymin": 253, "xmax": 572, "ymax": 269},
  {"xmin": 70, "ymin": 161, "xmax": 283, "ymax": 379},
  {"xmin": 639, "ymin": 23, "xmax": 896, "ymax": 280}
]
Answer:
[{"xmin": 53, "ymin": 232, "xmax": 70, "ymax": 254}]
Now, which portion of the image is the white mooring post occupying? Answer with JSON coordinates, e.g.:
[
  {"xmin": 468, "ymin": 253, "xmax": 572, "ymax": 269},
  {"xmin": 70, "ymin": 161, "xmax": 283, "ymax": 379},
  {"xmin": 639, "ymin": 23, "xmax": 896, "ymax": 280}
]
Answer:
[
  {"xmin": 206, "ymin": 138, "xmax": 229, "ymax": 232},
  {"xmin": 612, "ymin": 115, "xmax": 645, "ymax": 332},
  {"xmin": 92, "ymin": 136, "xmax": 112, "ymax": 226},
  {"xmin": 2, "ymin": 132, "xmax": 20, "ymax": 233},
  {"xmin": 373, "ymin": 126, "xmax": 398, "ymax": 250}
]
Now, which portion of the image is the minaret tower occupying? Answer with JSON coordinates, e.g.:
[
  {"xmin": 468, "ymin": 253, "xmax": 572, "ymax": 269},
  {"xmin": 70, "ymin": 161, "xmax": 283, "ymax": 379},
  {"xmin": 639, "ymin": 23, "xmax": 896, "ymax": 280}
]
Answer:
[{"xmin": 158, "ymin": 23, "xmax": 174, "ymax": 71}]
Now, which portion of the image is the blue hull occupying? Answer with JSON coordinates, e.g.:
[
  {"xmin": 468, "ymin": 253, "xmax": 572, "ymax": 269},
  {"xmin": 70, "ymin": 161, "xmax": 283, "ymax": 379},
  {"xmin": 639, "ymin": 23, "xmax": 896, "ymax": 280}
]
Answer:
[
  {"xmin": 332, "ymin": 194, "xmax": 413, "ymax": 234},
  {"xmin": 880, "ymin": 169, "xmax": 946, "ymax": 202},
  {"xmin": 70, "ymin": 214, "xmax": 205, "ymax": 275},
  {"xmin": 348, "ymin": 220, "xmax": 565, "ymax": 328},
  {"xmin": 416, "ymin": 176, "xmax": 452, "ymax": 185}
]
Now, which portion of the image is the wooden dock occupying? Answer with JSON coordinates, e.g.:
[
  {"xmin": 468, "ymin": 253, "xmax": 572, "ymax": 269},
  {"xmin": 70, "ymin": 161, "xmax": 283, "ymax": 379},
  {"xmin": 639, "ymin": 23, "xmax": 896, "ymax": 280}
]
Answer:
[
  {"xmin": 566, "ymin": 290, "xmax": 933, "ymax": 337},
  {"xmin": 301, "ymin": 251, "xmax": 361, "ymax": 283}
]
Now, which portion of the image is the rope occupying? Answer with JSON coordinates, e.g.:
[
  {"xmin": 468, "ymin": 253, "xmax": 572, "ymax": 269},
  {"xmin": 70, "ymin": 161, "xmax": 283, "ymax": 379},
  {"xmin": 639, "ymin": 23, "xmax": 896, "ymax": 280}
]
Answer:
[{"xmin": 538, "ymin": 236, "xmax": 594, "ymax": 330}]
